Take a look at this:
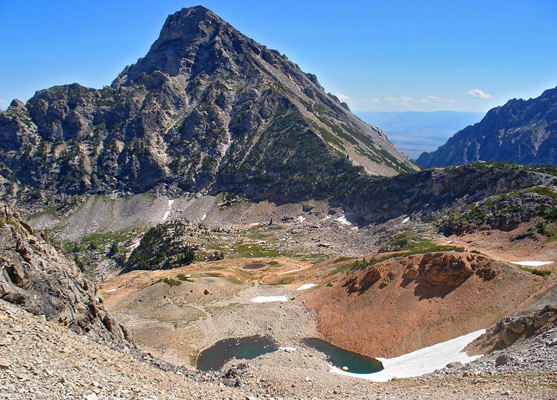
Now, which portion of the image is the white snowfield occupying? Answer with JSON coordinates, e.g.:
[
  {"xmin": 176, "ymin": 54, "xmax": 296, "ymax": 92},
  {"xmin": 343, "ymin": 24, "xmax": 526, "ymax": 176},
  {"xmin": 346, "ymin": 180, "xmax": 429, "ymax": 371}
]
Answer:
[
  {"xmin": 281, "ymin": 268, "xmax": 303, "ymax": 275},
  {"xmin": 162, "ymin": 199, "xmax": 174, "ymax": 221},
  {"xmin": 297, "ymin": 283, "xmax": 317, "ymax": 290},
  {"xmin": 511, "ymin": 261, "xmax": 553, "ymax": 267},
  {"xmin": 336, "ymin": 216, "xmax": 352, "ymax": 225},
  {"xmin": 251, "ymin": 296, "xmax": 289, "ymax": 303},
  {"xmin": 281, "ymin": 268, "xmax": 304, "ymax": 275},
  {"xmin": 331, "ymin": 329, "xmax": 485, "ymax": 382}
]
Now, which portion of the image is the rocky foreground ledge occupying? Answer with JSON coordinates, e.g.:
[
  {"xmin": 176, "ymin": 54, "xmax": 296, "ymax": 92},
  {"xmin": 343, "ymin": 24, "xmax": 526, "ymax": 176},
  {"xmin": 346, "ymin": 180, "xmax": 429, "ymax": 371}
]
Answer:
[
  {"xmin": 0, "ymin": 205, "xmax": 128, "ymax": 344},
  {"xmin": 1, "ymin": 297, "xmax": 556, "ymax": 399}
]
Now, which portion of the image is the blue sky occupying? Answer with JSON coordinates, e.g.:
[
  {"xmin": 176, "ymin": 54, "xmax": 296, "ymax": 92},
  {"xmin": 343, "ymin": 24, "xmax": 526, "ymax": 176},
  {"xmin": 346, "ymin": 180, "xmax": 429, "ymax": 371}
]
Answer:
[{"xmin": 1, "ymin": 0, "xmax": 556, "ymax": 112}]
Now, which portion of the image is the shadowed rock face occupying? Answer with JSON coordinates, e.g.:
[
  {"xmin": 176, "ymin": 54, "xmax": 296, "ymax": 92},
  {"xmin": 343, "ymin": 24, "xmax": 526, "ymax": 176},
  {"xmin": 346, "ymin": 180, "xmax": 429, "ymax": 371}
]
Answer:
[
  {"xmin": 0, "ymin": 204, "xmax": 130, "ymax": 345},
  {"xmin": 418, "ymin": 86, "xmax": 557, "ymax": 168},
  {"xmin": 0, "ymin": 6, "xmax": 417, "ymax": 204}
]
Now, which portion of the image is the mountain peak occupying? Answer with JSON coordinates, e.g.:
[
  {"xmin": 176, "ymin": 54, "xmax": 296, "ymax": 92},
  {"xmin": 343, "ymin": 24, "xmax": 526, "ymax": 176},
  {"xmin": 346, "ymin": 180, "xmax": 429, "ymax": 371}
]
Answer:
[
  {"xmin": 113, "ymin": 6, "xmax": 244, "ymax": 85},
  {"xmin": 1, "ymin": 7, "xmax": 417, "ymax": 202},
  {"xmin": 157, "ymin": 6, "xmax": 226, "ymax": 42}
]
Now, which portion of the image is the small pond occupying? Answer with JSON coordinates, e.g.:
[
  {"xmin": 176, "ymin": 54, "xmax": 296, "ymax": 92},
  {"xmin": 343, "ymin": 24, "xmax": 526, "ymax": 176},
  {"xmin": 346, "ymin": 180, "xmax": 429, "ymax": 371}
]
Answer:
[
  {"xmin": 303, "ymin": 338, "xmax": 384, "ymax": 374},
  {"xmin": 196, "ymin": 335, "xmax": 278, "ymax": 371},
  {"xmin": 243, "ymin": 263, "xmax": 266, "ymax": 270}
]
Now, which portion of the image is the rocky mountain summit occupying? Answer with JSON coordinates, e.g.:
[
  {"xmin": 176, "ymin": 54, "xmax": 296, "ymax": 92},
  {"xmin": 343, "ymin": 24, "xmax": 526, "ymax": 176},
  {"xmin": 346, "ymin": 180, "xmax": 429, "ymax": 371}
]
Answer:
[
  {"xmin": 418, "ymin": 86, "xmax": 557, "ymax": 168},
  {"xmin": 0, "ymin": 204, "xmax": 129, "ymax": 344},
  {"xmin": 0, "ymin": 6, "xmax": 417, "ymax": 205}
]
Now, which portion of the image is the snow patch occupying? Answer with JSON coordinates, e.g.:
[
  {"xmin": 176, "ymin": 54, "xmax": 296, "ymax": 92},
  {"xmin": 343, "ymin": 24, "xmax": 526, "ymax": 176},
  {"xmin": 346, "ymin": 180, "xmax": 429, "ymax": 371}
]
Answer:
[
  {"xmin": 280, "ymin": 347, "xmax": 297, "ymax": 352},
  {"xmin": 281, "ymin": 269, "xmax": 303, "ymax": 275},
  {"xmin": 162, "ymin": 199, "xmax": 174, "ymax": 221},
  {"xmin": 297, "ymin": 216, "xmax": 306, "ymax": 222},
  {"xmin": 201, "ymin": 213, "xmax": 207, "ymax": 221},
  {"xmin": 250, "ymin": 222, "xmax": 261, "ymax": 226},
  {"xmin": 332, "ymin": 329, "xmax": 485, "ymax": 382},
  {"xmin": 337, "ymin": 211, "xmax": 356, "ymax": 226},
  {"xmin": 297, "ymin": 283, "xmax": 317, "ymax": 291},
  {"xmin": 401, "ymin": 216, "xmax": 410, "ymax": 224},
  {"xmin": 251, "ymin": 296, "xmax": 289, "ymax": 303},
  {"xmin": 511, "ymin": 261, "xmax": 553, "ymax": 267},
  {"xmin": 336, "ymin": 216, "xmax": 352, "ymax": 225},
  {"xmin": 104, "ymin": 288, "xmax": 117, "ymax": 293}
]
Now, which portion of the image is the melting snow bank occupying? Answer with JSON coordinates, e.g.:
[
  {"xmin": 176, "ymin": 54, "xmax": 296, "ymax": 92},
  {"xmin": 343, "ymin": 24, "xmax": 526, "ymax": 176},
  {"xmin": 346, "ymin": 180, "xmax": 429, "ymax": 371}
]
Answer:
[
  {"xmin": 251, "ymin": 296, "xmax": 289, "ymax": 303},
  {"xmin": 332, "ymin": 329, "xmax": 485, "ymax": 382},
  {"xmin": 297, "ymin": 283, "xmax": 317, "ymax": 290},
  {"xmin": 336, "ymin": 216, "xmax": 352, "ymax": 225},
  {"xmin": 282, "ymin": 269, "xmax": 303, "ymax": 275},
  {"xmin": 162, "ymin": 199, "xmax": 174, "ymax": 221},
  {"xmin": 511, "ymin": 261, "xmax": 553, "ymax": 267}
]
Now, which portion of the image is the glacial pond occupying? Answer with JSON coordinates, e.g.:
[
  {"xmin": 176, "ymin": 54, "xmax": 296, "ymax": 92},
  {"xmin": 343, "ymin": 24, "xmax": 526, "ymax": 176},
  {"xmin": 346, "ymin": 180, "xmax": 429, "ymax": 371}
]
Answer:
[
  {"xmin": 242, "ymin": 263, "xmax": 267, "ymax": 270},
  {"xmin": 196, "ymin": 335, "xmax": 279, "ymax": 371},
  {"xmin": 303, "ymin": 338, "xmax": 384, "ymax": 374}
]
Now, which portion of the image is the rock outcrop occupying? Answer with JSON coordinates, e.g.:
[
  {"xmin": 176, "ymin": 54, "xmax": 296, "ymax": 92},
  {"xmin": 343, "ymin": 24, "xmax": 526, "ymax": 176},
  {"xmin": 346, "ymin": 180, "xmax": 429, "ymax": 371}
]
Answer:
[
  {"xmin": 407, "ymin": 252, "xmax": 499, "ymax": 288},
  {"xmin": 0, "ymin": 204, "xmax": 129, "ymax": 344},
  {"xmin": 0, "ymin": 6, "xmax": 417, "ymax": 206},
  {"xmin": 417, "ymin": 86, "xmax": 557, "ymax": 168},
  {"xmin": 441, "ymin": 186, "xmax": 556, "ymax": 235},
  {"xmin": 346, "ymin": 163, "xmax": 557, "ymax": 225},
  {"xmin": 466, "ymin": 305, "xmax": 557, "ymax": 354}
]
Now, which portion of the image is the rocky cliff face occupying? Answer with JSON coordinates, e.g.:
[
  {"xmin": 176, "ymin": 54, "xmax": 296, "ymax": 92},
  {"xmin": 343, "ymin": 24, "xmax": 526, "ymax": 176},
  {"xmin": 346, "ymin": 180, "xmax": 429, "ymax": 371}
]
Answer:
[
  {"xmin": 0, "ymin": 204, "xmax": 129, "ymax": 344},
  {"xmin": 0, "ymin": 6, "xmax": 417, "ymax": 205},
  {"xmin": 417, "ymin": 86, "xmax": 557, "ymax": 168}
]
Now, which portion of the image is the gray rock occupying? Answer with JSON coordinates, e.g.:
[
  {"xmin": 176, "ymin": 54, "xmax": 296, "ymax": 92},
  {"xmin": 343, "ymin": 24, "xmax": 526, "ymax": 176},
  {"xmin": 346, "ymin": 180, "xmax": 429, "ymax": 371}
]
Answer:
[
  {"xmin": 0, "ymin": 204, "xmax": 130, "ymax": 345},
  {"xmin": 9, "ymin": 99, "xmax": 25, "ymax": 108},
  {"xmin": 495, "ymin": 354, "xmax": 508, "ymax": 366}
]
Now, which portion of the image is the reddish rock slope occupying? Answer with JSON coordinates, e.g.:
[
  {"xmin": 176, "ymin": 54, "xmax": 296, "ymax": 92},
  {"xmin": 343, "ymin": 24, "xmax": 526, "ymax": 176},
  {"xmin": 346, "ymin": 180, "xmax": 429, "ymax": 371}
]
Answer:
[{"xmin": 302, "ymin": 252, "xmax": 549, "ymax": 358}]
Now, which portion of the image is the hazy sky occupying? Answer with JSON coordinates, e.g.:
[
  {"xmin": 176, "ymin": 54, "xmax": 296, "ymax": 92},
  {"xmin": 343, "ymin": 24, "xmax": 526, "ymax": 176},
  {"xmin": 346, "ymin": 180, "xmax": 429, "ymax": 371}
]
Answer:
[{"xmin": 1, "ymin": 0, "xmax": 555, "ymax": 112}]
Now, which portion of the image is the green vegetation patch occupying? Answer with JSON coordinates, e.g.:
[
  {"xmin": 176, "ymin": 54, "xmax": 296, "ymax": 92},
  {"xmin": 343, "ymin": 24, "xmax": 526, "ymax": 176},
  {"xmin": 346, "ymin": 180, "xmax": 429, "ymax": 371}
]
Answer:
[
  {"xmin": 329, "ymin": 233, "xmax": 466, "ymax": 276},
  {"xmin": 515, "ymin": 265, "xmax": 552, "ymax": 277},
  {"xmin": 176, "ymin": 274, "xmax": 194, "ymax": 282},
  {"xmin": 461, "ymin": 161, "xmax": 557, "ymax": 177},
  {"xmin": 154, "ymin": 277, "xmax": 183, "ymax": 287},
  {"xmin": 536, "ymin": 222, "xmax": 557, "ymax": 241}
]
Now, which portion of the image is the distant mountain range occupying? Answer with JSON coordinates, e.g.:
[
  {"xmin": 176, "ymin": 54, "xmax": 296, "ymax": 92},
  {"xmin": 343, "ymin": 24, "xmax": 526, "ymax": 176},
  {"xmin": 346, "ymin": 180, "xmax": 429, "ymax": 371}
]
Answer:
[
  {"xmin": 356, "ymin": 111, "xmax": 485, "ymax": 160},
  {"xmin": 0, "ymin": 6, "xmax": 417, "ymax": 205},
  {"xmin": 417, "ymin": 87, "xmax": 557, "ymax": 168}
]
